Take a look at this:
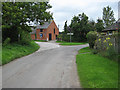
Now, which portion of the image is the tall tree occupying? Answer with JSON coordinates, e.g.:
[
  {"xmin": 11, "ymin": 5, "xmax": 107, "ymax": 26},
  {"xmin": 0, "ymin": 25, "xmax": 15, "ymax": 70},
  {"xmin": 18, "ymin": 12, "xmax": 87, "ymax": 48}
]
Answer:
[
  {"xmin": 88, "ymin": 20, "xmax": 96, "ymax": 31},
  {"xmin": 70, "ymin": 13, "xmax": 89, "ymax": 42},
  {"xmin": 64, "ymin": 20, "xmax": 68, "ymax": 33},
  {"xmin": 103, "ymin": 6, "xmax": 116, "ymax": 28},
  {"xmin": 95, "ymin": 19, "xmax": 104, "ymax": 32},
  {"xmin": 2, "ymin": 2, "xmax": 53, "ymax": 42},
  {"xmin": 63, "ymin": 20, "xmax": 69, "ymax": 41}
]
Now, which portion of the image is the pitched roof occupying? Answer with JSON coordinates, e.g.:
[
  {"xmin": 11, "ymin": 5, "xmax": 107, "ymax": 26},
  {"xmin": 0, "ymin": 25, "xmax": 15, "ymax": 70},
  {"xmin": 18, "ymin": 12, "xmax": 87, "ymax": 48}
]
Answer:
[
  {"xmin": 36, "ymin": 21, "xmax": 53, "ymax": 29},
  {"xmin": 102, "ymin": 19, "xmax": 120, "ymax": 31},
  {"xmin": 30, "ymin": 20, "xmax": 53, "ymax": 34}
]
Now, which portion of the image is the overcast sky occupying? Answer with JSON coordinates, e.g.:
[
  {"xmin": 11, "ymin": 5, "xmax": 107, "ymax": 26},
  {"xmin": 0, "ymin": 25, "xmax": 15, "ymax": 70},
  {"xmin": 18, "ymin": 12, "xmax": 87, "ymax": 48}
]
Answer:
[{"xmin": 49, "ymin": 0, "xmax": 119, "ymax": 32}]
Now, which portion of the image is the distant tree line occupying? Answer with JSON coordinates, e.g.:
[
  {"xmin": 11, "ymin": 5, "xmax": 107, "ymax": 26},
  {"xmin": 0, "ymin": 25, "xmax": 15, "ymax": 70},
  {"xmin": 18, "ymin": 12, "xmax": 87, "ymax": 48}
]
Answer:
[{"xmin": 61, "ymin": 6, "xmax": 116, "ymax": 42}]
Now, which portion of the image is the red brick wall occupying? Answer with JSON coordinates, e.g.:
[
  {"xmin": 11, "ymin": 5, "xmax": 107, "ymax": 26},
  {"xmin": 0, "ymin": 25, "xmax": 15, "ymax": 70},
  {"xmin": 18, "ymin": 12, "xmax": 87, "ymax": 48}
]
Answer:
[
  {"xmin": 36, "ymin": 29, "xmax": 40, "ymax": 40},
  {"xmin": 36, "ymin": 29, "xmax": 47, "ymax": 40},
  {"xmin": 31, "ymin": 20, "xmax": 59, "ymax": 40},
  {"xmin": 46, "ymin": 20, "xmax": 59, "ymax": 40},
  {"xmin": 31, "ymin": 34, "xmax": 35, "ymax": 40}
]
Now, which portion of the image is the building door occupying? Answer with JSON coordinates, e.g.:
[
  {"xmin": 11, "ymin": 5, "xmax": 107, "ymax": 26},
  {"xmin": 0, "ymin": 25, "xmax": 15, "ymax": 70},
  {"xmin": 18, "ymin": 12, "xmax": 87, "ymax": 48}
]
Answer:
[
  {"xmin": 49, "ymin": 33, "xmax": 52, "ymax": 40},
  {"xmin": 56, "ymin": 35, "xmax": 57, "ymax": 40}
]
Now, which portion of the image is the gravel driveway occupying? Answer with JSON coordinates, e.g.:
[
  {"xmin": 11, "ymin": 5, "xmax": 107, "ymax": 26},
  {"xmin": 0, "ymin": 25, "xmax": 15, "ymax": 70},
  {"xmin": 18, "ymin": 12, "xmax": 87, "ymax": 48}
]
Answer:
[{"xmin": 2, "ymin": 42, "xmax": 88, "ymax": 88}]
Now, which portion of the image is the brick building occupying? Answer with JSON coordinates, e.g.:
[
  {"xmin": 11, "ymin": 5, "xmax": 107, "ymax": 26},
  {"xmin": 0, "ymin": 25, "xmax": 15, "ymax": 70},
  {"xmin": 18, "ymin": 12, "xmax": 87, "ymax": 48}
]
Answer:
[{"xmin": 30, "ymin": 20, "xmax": 59, "ymax": 41}]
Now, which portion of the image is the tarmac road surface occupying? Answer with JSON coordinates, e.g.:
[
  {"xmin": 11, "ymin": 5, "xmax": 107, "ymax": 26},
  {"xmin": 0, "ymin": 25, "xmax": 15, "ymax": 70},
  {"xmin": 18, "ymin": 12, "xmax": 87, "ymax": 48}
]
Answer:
[{"xmin": 2, "ymin": 42, "xmax": 88, "ymax": 88}]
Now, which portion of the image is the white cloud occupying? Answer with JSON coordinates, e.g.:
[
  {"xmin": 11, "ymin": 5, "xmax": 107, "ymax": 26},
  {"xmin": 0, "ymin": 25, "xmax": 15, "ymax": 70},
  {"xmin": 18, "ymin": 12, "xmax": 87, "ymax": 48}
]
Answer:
[{"xmin": 49, "ymin": 0, "xmax": 119, "ymax": 32}]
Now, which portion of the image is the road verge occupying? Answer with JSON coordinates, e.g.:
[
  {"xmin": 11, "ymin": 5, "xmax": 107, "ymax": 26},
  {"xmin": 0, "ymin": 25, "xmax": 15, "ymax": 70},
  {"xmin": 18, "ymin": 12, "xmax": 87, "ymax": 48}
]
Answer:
[{"xmin": 2, "ymin": 41, "xmax": 40, "ymax": 65}]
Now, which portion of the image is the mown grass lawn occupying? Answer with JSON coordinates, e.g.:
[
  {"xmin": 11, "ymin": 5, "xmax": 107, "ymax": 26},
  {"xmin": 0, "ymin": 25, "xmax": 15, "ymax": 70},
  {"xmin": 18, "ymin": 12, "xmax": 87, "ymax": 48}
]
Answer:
[
  {"xmin": 2, "ymin": 41, "xmax": 39, "ymax": 65},
  {"xmin": 76, "ymin": 47, "xmax": 118, "ymax": 88},
  {"xmin": 56, "ymin": 41, "xmax": 87, "ymax": 45},
  {"xmin": 34, "ymin": 40, "xmax": 47, "ymax": 42}
]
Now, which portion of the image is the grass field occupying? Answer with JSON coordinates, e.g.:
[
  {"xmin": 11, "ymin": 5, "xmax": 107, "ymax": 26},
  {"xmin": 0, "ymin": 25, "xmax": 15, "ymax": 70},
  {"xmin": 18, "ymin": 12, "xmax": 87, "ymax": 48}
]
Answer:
[
  {"xmin": 2, "ymin": 41, "xmax": 40, "ymax": 65},
  {"xmin": 76, "ymin": 47, "xmax": 118, "ymax": 88},
  {"xmin": 78, "ymin": 47, "xmax": 91, "ymax": 53},
  {"xmin": 34, "ymin": 40, "xmax": 47, "ymax": 42},
  {"xmin": 56, "ymin": 41, "xmax": 87, "ymax": 45}
]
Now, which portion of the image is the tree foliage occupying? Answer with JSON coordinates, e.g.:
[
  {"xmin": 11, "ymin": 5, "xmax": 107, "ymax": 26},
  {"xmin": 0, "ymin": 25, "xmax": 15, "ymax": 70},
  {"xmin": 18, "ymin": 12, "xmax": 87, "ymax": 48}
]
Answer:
[
  {"xmin": 2, "ymin": 2, "xmax": 53, "ymax": 42},
  {"xmin": 95, "ymin": 19, "xmax": 104, "ymax": 32},
  {"xmin": 103, "ymin": 6, "xmax": 115, "ymax": 28},
  {"xmin": 61, "ymin": 6, "xmax": 116, "ymax": 42},
  {"xmin": 62, "ymin": 20, "xmax": 70, "ymax": 41},
  {"xmin": 69, "ymin": 13, "xmax": 90, "ymax": 42},
  {"xmin": 64, "ymin": 20, "xmax": 68, "ymax": 33},
  {"xmin": 88, "ymin": 20, "xmax": 96, "ymax": 31},
  {"xmin": 86, "ymin": 31, "xmax": 97, "ymax": 48}
]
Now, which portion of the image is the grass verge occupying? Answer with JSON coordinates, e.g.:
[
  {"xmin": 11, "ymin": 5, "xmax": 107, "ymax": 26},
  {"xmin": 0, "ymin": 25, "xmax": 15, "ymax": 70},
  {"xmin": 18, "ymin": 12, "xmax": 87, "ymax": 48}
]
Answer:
[
  {"xmin": 56, "ymin": 41, "xmax": 87, "ymax": 46},
  {"xmin": 76, "ymin": 47, "xmax": 118, "ymax": 88},
  {"xmin": 0, "ymin": 43, "xmax": 2, "ymax": 65},
  {"xmin": 2, "ymin": 41, "xmax": 40, "ymax": 65},
  {"xmin": 34, "ymin": 40, "xmax": 47, "ymax": 42}
]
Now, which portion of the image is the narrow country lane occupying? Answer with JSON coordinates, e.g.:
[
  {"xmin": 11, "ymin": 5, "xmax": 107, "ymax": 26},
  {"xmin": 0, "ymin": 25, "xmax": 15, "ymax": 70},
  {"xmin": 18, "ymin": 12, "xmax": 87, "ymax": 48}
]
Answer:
[{"xmin": 2, "ymin": 42, "xmax": 88, "ymax": 88}]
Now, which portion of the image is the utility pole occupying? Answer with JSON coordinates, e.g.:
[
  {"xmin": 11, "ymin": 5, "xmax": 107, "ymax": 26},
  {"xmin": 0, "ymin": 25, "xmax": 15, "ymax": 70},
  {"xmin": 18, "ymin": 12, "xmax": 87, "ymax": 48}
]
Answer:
[{"xmin": 70, "ymin": 30, "xmax": 71, "ymax": 43}]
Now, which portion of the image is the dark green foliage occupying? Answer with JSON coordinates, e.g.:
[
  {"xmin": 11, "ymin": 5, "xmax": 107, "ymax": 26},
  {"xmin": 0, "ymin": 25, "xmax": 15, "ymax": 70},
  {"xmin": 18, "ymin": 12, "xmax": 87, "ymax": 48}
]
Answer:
[
  {"xmin": 57, "ymin": 34, "xmax": 63, "ymax": 41},
  {"xmin": 92, "ymin": 49, "xmax": 98, "ymax": 54},
  {"xmin": 3, "ymin": 37, "xmax": 11, "ymax": 46},
  {"xmin": 99, "ymin": 46, "xmax": 118, "ymax": 61},
  {"xmin": 103, "ymin": 6, "xmax": 116, "ymax": 28},
  {"xmin": 86, "ymin": 31, "xmax": 97, "ymax": 48},
  {"xmin": 2, "ymin": 26, "xmax": 18, "ymax": 42},
  {"xmin": 64, "ymin": 20, "xmax": 68, "ymax": 33},
  {"xmin": 62, "ymin": 21, "xmax": 70, "ymax": 41},
  {"xmin": 2, "ymin": 2, "xmax": 53, "ymax": 43},
  {"xmin": 34, "ymin": 40, "xmax": 47, "ymax": 42},
  {"xmin": 62, "ymin": 34, "xmax": 70, "ymax": 42},
  {"xmin": 70, "ymin": 13, "xmax": 91, "ymax": 42},
  {"xmin": 19, "ymin": 31, "xmax": 32, "ymax": 45},
  {"xmin": 95, "ymin": 19, "xmax": 104, "ymax": 32},
  {"xmin": 106, "ymin": 46, "xmax": 117, "ymax": 59},
  {"xmin": 88, "ymin": 20, "xmax": 96, "ymax": 31}
]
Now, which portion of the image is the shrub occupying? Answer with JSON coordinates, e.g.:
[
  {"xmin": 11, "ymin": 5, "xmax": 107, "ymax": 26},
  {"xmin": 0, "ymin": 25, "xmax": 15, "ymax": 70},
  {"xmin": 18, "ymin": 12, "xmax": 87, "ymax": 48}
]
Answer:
[
  {"xmin": 3, "ymin": 37, "xmax": 11, "ymax": 46},
  {"xmin": 98, "ymin": 46, "xmax": 118, "ymax": 61},
  {"xmin": 57, "ymin": 34, "xmax": 63, "ymax": 41},
  {"xmin": 106, "ymin": 46, "xmax": 118, "ymax": 61},
  {"xmin": 95, "ymin": 35, "xmax": 119, "ymax": 61},
  {"xmin": 86, "ymin": 31, "xmax": 97, "ymax": 48},
  {"xmin": 63, "ymin": 34, "xmax": 70, "ymax": 42},
  {"xmin": 92, "ymin": 49, "xmax": 98, "ymax": 54},
  {"xmin": 19, "ymin": 31, "xmax": 32, "ymax": 45}
]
